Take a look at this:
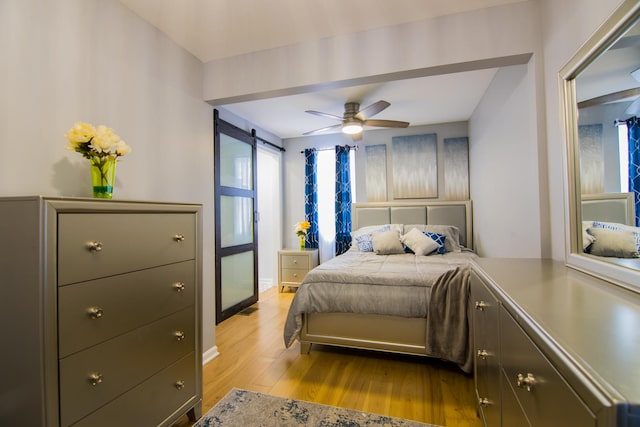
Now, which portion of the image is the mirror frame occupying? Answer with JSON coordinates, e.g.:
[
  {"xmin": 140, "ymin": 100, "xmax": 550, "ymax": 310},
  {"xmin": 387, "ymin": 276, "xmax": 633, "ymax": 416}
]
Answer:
[{"xmin": 560, "ymin": 0, "xmax": 640, "ymax": 292}]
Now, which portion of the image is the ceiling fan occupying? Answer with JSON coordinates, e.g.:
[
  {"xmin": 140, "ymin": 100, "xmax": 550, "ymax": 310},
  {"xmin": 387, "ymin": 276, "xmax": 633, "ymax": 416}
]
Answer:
[
  {"xmin": 625, "ymin": 67, "xmax": 640, "ymax": 115},
  {"xmin": 303, "ymin": 100, "xmax": 409, "ymax": 139}
]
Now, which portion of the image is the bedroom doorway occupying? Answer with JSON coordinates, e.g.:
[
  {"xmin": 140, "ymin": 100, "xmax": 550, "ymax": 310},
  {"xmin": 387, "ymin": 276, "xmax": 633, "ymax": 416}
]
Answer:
[
  {"xmin": 214, "ymin": 111, "xmax": 258, "ymax": 324},
  {"xmin": 257, "ymin": 146, "xmax": 282, "ymax": 293}
]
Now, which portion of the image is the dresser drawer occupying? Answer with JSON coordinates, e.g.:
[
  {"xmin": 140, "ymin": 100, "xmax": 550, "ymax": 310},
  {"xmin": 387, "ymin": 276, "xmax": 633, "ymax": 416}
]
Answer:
[
  {"xmin": 281, "ymin": 268, "xmax": 308, "ymax": 284},
  {"xmin": 70, "ymin": 353, "xmax": 198, "ymax": 427},
  {"xmin": 59, "ymin": 307, "xmax": 194, "ymax": 426},
  {"xmin": 470, "ymin": 272, "xmax": 501, "ymax": 427},
  {"xmin": 58, "ymin": 260, "xmax": 195, "ymax": 358},
  {"xmin": 500, "ymin": 308, "xmax": 596, "ymax": 427},
  {"xmin": 58, "ymin": 213, "xmax": 195, "ymax": 285},
  {"xmin": 280, "ymin": 254, "xmax": 310, "ymax": 269}
]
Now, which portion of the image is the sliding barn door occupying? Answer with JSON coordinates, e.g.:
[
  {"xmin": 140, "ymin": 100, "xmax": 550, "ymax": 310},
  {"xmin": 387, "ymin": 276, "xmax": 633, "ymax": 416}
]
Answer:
[{"xmin": 214, "ymin": 111, "xmax": 258, "ymax": 323}]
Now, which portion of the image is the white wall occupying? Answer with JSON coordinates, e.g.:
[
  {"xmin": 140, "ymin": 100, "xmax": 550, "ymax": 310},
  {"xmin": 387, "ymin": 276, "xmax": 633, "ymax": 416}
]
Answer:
[
  {"xmin": 470, "ymin": 63, "xmax": 543, "ymax": 257},
  {"xmin": 203, "ymin": 1, "xmax": 540, "ymax": 103},
  {"xmin": 0, "ymin": 1, "xmax": 217, "ymax": 353}
]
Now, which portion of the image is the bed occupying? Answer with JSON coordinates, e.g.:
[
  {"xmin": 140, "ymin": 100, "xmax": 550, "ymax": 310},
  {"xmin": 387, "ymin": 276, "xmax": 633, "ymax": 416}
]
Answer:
[
  {"xmin": 581, "ymin": 192, "xmax": 640, "ymax": 268},
  {"xmin": 283, "ymin": 201, "xmax": 476, "ymax": 373}
]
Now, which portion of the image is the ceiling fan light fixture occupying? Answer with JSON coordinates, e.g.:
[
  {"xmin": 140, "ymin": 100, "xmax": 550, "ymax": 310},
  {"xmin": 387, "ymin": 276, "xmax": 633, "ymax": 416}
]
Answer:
[{"xmin": 342, "ymin": 119, "xmax": 363, "ymax": 135}]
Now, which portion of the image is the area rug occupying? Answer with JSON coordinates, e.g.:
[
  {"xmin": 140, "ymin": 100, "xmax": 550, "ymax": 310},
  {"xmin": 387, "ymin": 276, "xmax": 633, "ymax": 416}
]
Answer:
[{"xmin": 195, "ymin": 388, "xmax": 441, "ymax": 427}]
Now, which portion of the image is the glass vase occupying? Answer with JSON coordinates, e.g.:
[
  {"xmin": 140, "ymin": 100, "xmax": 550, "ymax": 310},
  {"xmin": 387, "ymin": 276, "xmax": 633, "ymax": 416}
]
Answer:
[
  {"xmin": 90, "ymin": 157, "xmax": 116, "ymax": 199},
  {"xmin": 299, "ymin": 235, "xmax": 305, "ymax": 251}
]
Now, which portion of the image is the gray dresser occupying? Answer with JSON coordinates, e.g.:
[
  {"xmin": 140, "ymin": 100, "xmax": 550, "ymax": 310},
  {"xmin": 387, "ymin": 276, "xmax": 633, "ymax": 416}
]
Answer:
[
  {"xmin": 0, "ymin": 196, "xmax": 202, "ymax": 426},
  {"xmin": 471, "ymin": 258, "xmax": 640, "ymax": 427}
]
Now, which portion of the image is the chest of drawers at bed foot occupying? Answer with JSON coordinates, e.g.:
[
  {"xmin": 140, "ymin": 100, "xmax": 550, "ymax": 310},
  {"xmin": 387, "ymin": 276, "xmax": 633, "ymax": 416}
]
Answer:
[
  {"xmin": 58, "ymin": 306, "xmax": 194, "ymax": 427},
  {"xmin": 70, "ymin": 352, "xmax": 197, "ymax": 427},
  {"xmin": 58, "ymin": 260, "xmax": 195, "ymax": 358},
  {"xmin": 500, "ymin": 308, "xmax": 596, "ymax": 427},
  {"xmin": 57, "ymin": 212, "xmax": 196, "ymax": 285}
]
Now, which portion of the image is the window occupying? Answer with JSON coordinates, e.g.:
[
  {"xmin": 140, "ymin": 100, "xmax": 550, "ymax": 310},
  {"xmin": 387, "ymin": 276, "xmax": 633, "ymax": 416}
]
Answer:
[
  {"xmin": 618, "ymin": 122, "xmax": 629, "ymax": 192},
  {"xmin": 316, "ymin": 148, "xmax": 356, "ymax": 262}
]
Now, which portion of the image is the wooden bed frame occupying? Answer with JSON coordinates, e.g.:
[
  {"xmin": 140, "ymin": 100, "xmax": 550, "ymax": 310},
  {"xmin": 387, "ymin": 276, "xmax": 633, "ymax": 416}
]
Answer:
[{"xmin": 299, "ymin": 200, "xmax": 473, "ymax": 356}]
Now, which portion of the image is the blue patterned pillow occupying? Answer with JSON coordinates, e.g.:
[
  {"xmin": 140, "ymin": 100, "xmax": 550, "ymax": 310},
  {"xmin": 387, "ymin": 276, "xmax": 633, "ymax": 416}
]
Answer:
[
  {"xmin": 354, "ymin": 225, "xmax": 390, "ymax": 252},
  {"xmin": 423, "ymin": 231, "xmax": 446, "ymax": 254}
]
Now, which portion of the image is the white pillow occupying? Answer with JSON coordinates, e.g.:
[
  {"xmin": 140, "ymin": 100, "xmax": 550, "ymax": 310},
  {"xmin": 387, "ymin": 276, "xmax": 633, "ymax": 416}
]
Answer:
[
  {"xmin": 371, "ymin": 230, "xmax": 405, "ymax": 255},
  {"xmin": 587, "ymin": 228, "xmax": 639, "ymax": 258},
  {"xmin": 582, "ymin": 221, "xmax": 595, "ymax": 250},
  {"xmin": 590, "ymin": 221, "xmax": 640, "ymax": 252},
  {"xmin": 353, "ymin": 225, "xmax": 389, "ymax": 252},
  {"xmin": 404, "ymin": 224, "xmax": 462, "ymax": 252},
  {"xmin": 400, "ymin": 228, "xmax": 440, "ymax": 256}
]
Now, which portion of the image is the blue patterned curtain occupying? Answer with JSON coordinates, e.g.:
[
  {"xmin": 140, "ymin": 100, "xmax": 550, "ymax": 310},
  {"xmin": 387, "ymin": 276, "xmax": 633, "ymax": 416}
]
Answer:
[
  {"xmin": 627, "ymin": 117, "xmax": 640, "ymax": 226},
  {"xmin": 304, "ymin": 148, "xmax": 319, "ymax": 248},
  {"xmin": 335, "ymin": 145, "xmax": 352, "ymax": 255}
]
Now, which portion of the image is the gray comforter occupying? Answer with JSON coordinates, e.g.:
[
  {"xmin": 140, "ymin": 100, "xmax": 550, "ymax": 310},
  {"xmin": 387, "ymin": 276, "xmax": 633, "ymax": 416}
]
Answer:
[{"xmin": 283, "ymin": 250, "xmax": 476, "ymax": 372}]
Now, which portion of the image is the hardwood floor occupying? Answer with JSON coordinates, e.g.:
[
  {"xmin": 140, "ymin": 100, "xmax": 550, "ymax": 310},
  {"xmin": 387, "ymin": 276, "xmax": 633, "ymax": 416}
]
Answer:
[{"xmin": 173, "ymin": 286, "xmax": 483, "ymax": 427}]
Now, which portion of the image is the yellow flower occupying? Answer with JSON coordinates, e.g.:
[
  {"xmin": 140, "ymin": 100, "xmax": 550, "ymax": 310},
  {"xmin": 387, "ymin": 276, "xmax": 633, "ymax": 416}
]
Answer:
[
  {"xmin": 64, "ymin": 122, "xmax": 95, "ymax": 149},
  {"xmin": 90, "ymin": 125, "xmax": 118, "ymax": 153},
  {"xmin": 64, "ymin": 121, "xmax": 131, "ymax": 160},
  {"xmin": 295, "ymin": 221, "xmax": 311, "ymax": 236},
  {"xmin": 115, "ymin": 140, "xmax": 132, "ymax": 156}
]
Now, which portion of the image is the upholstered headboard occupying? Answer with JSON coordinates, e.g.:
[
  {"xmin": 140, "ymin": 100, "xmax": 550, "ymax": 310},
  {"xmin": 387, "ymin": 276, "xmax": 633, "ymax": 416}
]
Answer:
[
  {"xmin": 352, "ymin": 201, "xmax": 473, "ymax": 249},
  {"xmin": 581, "ymin": 193, "xmax": 635, "ymax": 226}
]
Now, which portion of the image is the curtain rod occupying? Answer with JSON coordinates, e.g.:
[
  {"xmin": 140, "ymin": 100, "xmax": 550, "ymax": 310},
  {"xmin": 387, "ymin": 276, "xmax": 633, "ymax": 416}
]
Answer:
[
  {"xmin": 614, "ymin": 119, "xmax": 627, "ymax": 126},
  {"xmin": 299, "ymin": 144, "xmax": 359, "ymax": 154}
]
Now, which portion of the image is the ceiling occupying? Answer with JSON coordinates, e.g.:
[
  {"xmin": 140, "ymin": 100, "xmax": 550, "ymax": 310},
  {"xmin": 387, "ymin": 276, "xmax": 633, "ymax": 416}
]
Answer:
[{"xmin": 119, "ymin": 0, "xmax": 527, "ymax": 139}]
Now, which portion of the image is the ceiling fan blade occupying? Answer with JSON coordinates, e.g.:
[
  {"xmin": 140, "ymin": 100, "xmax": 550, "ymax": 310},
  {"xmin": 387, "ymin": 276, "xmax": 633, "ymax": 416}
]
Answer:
[
  {"xmin": 355, "ymin": 100, "xmax": 390, "ymax": 120},
  {"xmin": 625, "ymin": 97, "xmax": 640, "ymax": 115},
  {"xmin": 363, "ymin": 119, "xmax": 410, "ymax": 128},
  {"xmin": 305, "ymin": 110, "xmax": 343, "ymax": 121},
  {"xmin": 302, "ymin": 123, "xmax": 342, "ymax": 135}
]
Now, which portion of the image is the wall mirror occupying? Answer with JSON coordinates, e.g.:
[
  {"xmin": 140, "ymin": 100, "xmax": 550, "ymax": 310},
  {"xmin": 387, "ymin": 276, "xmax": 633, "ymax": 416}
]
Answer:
[{"xmin": 561, "ymin": 0, "xmax": 640, "ymax": 291}]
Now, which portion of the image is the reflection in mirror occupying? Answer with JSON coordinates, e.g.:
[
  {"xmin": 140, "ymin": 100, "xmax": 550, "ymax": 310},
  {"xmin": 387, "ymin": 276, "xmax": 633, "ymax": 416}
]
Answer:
[{"xmin": 561, "ymin": 1, "xmax": 640, "ymax": 291}]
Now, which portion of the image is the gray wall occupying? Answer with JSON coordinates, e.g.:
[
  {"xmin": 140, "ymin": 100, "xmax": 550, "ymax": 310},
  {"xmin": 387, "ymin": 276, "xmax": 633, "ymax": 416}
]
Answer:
[{"xmin": 0, "ymin": 0, "xmax": 217, "ymax": 355}]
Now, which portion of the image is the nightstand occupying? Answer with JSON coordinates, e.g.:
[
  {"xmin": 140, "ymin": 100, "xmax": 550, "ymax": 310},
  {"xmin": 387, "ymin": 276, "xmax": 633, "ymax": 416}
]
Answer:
[{"xmin": 278, "ymin": 249, "xmax": 319, "ymax": 292}]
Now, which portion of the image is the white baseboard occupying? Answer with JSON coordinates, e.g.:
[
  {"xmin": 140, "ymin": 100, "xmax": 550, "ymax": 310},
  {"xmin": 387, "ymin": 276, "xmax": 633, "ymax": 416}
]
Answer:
[{"xmin": 202, "ymin": 345, "xmax": 219, "ymax": 365}]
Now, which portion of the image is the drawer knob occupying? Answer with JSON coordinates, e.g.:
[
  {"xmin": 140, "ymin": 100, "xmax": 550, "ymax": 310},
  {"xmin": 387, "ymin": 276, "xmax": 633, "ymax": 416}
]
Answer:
[
  {"xmin": 174, "ymin": 380, "xmax": 185, "ymax": 390},
  {"xmin": 477, "ymin": 349, "xmax": 489, "ymax": 360},
  {"xmin": 88, "ymin": 372, "xmax": 103, "ymax": 386},
  {"xmin": 474, "ymin": 301, "xmax": 488, "ymax": 311},
  {"xmin": 478, "ymin": 397, "xmax": 491, "ymax": 408},
  {"xmin": 292, "ymin": 273, "xmax": 298, "ymax": 278},
  {"xmin": 293, "ymin": 259, "xmax": 298, "ymax": 264},
  {"xmin": 86, "ymin": 241, "xmax": 103, "ymax": 252},
  {"xmin": 86, "ymin": 307, "xmax": 104, "ymax": 319},
  {"xmin": 173, "ymin": 234, "xmax": 185, "ymax": 242},
  {"xmin": 174, "ymin": 331, "xmax": 186, "ymax": 341},
  {"xmin": 173, "ymin": 282, "xmax": 186, "ymax": 292},
  {"xmin": 516, "ymin": 373, "xmax": 537, "ymax": 392}
]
